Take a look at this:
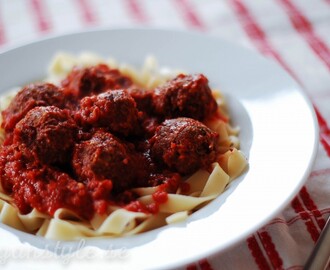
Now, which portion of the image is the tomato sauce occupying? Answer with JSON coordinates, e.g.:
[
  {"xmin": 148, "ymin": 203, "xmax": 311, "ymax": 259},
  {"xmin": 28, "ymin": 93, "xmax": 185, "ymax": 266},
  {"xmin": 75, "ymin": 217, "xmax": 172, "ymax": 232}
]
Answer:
[{"xmin": 0, "ymin": 64, "xmax": 221, "ymax": 221}]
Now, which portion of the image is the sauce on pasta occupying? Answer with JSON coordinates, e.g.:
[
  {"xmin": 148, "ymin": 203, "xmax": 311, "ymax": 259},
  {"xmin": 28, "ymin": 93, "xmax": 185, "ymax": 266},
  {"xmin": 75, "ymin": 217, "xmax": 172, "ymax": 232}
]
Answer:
[{"xmin": 0, "ymin": 64, "xmax": 223, "ymax": 221}]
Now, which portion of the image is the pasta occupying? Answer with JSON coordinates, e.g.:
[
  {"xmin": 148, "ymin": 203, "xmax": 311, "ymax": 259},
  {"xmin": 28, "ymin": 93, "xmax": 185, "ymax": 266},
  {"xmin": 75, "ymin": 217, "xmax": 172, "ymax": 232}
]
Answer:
[{"xmin": 0, "ymin": 52, "xmax": 247, "ymax": 240}]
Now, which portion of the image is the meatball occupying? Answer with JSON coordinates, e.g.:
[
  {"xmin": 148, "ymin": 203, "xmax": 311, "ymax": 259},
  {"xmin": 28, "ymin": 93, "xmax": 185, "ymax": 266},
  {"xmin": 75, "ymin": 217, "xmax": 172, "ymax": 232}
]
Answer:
[
  {"xmin": 126, "ymin": 86, "xmax": 153, "ymax": 113},
  {"xmin": 140, "ymin": 116, "xmax": 161, "ymax": 138},
  {"xmin": 1, "ymin": 83, "xmax": 66, "ymax": 132},
  {"xmin": 61, "ymin": 64, "xmax": 133, "ymax": 98},
  {"xmin": 75, "ymin": 90, "xmax": 140, "ymax": 137},
  {"xmin": 150, "ymin": 117, "xmax": 219, "ymax": 175},
  {"xmin": 72, "ymin": 130, "xmax": 144, "ymax": 193},
  {"xmin": 152, "ymin": 74, "xmax": 218, "ymax": 120},
  {"xmin": 13, "ymin": 106, "xmax": 78, "ymax": 165}
]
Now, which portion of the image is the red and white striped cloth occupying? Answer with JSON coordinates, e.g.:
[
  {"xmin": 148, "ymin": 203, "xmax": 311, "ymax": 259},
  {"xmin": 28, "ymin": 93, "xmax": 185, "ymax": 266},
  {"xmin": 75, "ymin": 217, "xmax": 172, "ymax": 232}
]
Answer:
[{"xmin": 0, "ymin": 1, "xmax": 330, "ymax": 269}]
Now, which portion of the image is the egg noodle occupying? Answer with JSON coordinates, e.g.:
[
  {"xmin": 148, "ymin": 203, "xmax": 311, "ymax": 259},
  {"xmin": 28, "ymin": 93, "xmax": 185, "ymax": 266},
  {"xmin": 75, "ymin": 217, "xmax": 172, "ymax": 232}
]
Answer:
[{"xmin": 0, "ymin": 52, "xmax": 247, "ymax": 240}]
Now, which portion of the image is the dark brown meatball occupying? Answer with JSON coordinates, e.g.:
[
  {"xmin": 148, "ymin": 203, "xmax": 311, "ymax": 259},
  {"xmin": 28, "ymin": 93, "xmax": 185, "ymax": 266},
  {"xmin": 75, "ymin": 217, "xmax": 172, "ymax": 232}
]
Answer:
[
  {"xmin": 126, "ymin": 86, "xmax": 153, "ymax": 113},
  {"xmin": 61, "ymin": 64, "xmax": 133, "ymax": 98},
  {"xmin": 150, "ymin": 117, "xmax": 219, "ymax": 175},
  {"xmin": 140, "ymin": 116, "xmax": 161, "ymax": 138},
  {"xmin": 13, "ymin": 106, "xmax": 78, "ymax": 165},
  {"xmin": 152, "ymin": 74, "xmax": 218, "ymax": 120},
  {"xmin": 75, "ymin": 90, "xmax": 140, "ymax": 137},
  {"xmin": 1, "ymin": 83, "xmax": 67, "ymax": 132},
  {"xmin": 72, "ymin": 130, "xmax": 144, "ymax": 193}
]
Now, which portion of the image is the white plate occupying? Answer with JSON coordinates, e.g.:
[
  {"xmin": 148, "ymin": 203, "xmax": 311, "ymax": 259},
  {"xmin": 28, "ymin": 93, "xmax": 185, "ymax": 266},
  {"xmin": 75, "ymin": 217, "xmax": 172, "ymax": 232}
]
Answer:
[{"xmin": 0, "ymin": 28, "xmax": 318, "ymax": 270}]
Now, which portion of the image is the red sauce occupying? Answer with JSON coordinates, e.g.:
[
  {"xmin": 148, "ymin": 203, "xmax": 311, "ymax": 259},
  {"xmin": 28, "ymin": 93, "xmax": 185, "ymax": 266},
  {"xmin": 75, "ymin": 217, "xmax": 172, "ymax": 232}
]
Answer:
[
  {"xmin": 152, "ymin": 190, "xmax": 168, "ymax": 204},
  {"xmin": 125, "ymin": 201, "xmax": 151, "ymax": 214},
  {"xmin": 0, "ymin": 64, "xmax": 223, "ymax": 221}
]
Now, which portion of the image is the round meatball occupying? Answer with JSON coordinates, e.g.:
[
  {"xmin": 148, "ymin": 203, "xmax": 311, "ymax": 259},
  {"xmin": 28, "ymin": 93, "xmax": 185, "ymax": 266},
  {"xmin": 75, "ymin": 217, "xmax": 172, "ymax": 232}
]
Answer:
[
  {"xmin": 126, "ymin": 86, "xmax": 153, "ymax": 113},
  {"xmin": 76, "ymin": 90, "xmax": 140, "ymax": 136},
  {"xmin": 61, "ymin": 64, "xmax": 133, "ymax": 98},
  {"xmin": 1, "ymin": 83, "xmax": 66, "ymax": 132},
  {"xmin": 150, "ymin": 118, "xmax": 219, "ymax": 175},
  {"xmin": 152, "ymin": 74, "xmax": 218, "ymax": 120},
  {"xmin": 13, "ymin": 106, "xmax": 78, "ymax": 165},
  {"xmin": 72, "ymin": 130, "xmax": 141, "ymax": 193},
  {"xmin": 140, "ymin": 116, "xmax": 161, "ymax": 138}
]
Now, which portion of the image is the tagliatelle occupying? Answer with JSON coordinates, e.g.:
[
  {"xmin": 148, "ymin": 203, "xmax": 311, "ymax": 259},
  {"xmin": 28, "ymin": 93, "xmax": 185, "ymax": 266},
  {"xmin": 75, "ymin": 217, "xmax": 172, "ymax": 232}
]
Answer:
[{"xmin": 0, "ymin": 52, "xmax": 247, "ymax": 240}]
